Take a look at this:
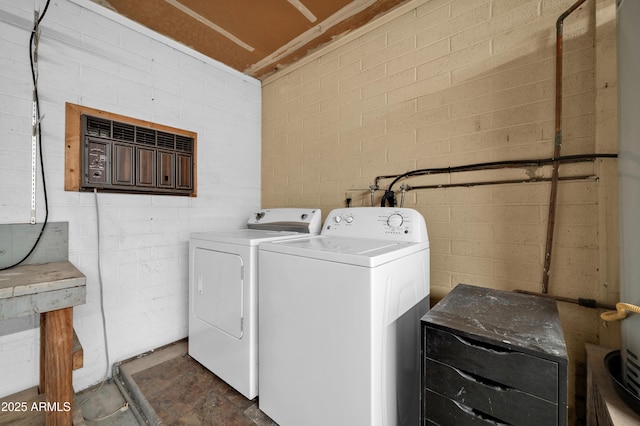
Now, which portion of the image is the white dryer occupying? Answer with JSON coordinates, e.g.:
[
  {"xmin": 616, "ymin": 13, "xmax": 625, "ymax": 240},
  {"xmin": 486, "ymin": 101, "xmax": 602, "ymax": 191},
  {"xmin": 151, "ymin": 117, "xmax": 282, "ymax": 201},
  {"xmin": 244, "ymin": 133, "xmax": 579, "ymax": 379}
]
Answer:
[
  {"xmin": 258, "ymin": 207, "xmax": 430, "ymax": 426},
  {"xmin": 188, "ymin": 208, "xmax": 321, "ymax": 400}
]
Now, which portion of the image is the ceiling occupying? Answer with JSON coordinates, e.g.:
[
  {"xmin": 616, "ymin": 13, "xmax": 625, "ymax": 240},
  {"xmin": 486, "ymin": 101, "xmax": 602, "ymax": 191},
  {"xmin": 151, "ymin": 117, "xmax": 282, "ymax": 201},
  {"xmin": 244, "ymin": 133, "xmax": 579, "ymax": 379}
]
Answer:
[{"xmin": 90, "ymin": 0, "xmax": 408, "ymax": 80}]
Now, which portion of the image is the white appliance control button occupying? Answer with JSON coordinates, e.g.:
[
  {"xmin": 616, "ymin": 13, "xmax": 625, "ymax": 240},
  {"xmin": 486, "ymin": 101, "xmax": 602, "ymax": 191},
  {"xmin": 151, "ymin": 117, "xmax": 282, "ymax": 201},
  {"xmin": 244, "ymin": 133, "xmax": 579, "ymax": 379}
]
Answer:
[
  {"xmin": 387, "ymin": 214, "xmax": 403, "ymax": 228},
  {"xmin": 334, "ymin": 215, "xmax": 342, "ymax": 223},
  {"xmin": 346, "ymin": 216, "xmax": 354, "ymax": 223}
]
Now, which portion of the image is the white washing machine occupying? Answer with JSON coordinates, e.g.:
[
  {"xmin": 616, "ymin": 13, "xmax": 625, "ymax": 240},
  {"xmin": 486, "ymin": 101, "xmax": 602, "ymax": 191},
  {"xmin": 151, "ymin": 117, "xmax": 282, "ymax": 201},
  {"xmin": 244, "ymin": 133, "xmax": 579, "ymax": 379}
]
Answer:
[
  {"xmin": 258, "ymin": 207, "xmax": 430, "ymax": 426},
  {"xmin": 188, "ymin": 208, "xmax": 321, "ymax": 400}
]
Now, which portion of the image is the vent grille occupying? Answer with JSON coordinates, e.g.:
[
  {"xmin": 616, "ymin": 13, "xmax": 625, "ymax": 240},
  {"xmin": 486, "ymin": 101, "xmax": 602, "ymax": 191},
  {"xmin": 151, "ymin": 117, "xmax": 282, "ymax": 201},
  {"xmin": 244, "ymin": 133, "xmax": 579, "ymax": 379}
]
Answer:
[
  {"xmin": 86, "ymin": 116, "xmax": 111, "ymax": 138},
  {"xmin": 176, "ymin": 135, "xmax": 193, "ymax": 152},
  {"xmin": 627, "ymin": 349, "xmax": 640, "ymax": 395},
  {"xmin": 82, "ymin": 114, "xmax": 194, "ymax": 153},
  {"xmin": 157, "ymin": 131, "xmax": 175, "ymax": 149},
  {"xmin": 113, "ymin": 122, "xmax": 135, "ymax": 142},
  {"xmin": 136, "ymin": 127, "xmax": 156, "ymax": 146}
]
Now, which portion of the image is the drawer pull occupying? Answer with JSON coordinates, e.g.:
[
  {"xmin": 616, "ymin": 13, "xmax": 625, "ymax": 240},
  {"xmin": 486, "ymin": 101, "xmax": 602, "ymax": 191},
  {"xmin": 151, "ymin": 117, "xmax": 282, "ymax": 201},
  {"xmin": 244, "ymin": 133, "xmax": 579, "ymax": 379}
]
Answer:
[
  {"xmin": 451, "ymin": 400, "xmax": 510, "ymax": 425},
  {"xmin": 452, "ymin": 400, "xmax": 475, "ymax": 415},
  {"xmin": 453, "ymin": 334, "xmax": 511, "ymax": 355},
  {"xmin": 451, "ymin": 365, "xmax": 509, "ymax": 392}
]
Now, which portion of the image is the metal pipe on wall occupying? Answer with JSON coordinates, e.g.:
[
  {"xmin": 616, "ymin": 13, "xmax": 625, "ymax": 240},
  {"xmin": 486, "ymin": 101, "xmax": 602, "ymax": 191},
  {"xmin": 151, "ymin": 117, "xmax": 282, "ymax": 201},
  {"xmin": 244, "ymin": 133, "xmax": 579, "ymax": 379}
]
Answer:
[
  {"xmin": 373, "ymin": 154, "xmax": 615, "ymax": 188},
  {"xmin": 407, "ymin": 174, "xmax": 596, "ymax": 191},
  {"xmin": 542, "ymin": 0, "xmax": 588, "ymax": 294},
  {"xmin": 514, "ymin": 290, "xmax": 616, "ymax": 311}
]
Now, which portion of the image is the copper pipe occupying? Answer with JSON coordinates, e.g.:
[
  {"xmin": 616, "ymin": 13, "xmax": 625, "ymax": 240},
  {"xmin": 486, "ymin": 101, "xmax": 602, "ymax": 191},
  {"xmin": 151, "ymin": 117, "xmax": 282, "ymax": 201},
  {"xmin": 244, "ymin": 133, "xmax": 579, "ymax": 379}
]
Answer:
[{"xmin": 542, "ymin": 0, "xmax": 587, "ymax": 294}]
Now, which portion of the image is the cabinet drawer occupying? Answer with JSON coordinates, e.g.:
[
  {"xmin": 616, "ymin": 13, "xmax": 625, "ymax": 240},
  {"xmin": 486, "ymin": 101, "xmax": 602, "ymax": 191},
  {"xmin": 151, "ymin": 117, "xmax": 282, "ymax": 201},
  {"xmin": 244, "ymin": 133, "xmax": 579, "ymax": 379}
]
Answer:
[
  {"xmin": 424, "ymin": 388, "xmax": 508, "ymax": 426},
  {"xmin": 425, "ymin": 358, "xmax": 557, "ymax": 426},
  {"xmin": 426, "ymin": 326, "xmax": 558, "ymax": 402}
]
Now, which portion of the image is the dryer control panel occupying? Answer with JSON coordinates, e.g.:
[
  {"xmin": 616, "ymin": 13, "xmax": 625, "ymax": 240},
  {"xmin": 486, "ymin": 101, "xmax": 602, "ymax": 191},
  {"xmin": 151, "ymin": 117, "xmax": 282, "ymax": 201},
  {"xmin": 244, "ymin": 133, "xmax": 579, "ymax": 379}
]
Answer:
[
  {"xmin": 247, "ymin": 208, "xmax": 322, "ymax": 233},
  {"xmin": 322, "ymin": 207, "xmax": 428, "ymax": 243}
]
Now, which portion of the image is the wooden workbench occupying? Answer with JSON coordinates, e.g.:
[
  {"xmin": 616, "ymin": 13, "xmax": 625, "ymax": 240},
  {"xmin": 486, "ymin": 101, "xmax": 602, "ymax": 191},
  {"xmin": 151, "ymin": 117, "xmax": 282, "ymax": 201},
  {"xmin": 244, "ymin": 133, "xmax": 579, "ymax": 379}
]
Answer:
[{"xmin": 0, "ymin": 261, "xmax": 86, "ymax": 426}]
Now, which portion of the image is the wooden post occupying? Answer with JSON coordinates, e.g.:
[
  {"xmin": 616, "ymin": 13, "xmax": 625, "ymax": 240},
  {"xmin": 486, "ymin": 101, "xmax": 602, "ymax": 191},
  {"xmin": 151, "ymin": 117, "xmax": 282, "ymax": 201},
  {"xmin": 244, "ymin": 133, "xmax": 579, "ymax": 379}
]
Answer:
[
  {"xmin": 42, "ymin": 307, "xmax": 73, "ymax": 426},
  {"xmin": 39, "ymin": 313, "xmax": 46, "ymax": 393}
]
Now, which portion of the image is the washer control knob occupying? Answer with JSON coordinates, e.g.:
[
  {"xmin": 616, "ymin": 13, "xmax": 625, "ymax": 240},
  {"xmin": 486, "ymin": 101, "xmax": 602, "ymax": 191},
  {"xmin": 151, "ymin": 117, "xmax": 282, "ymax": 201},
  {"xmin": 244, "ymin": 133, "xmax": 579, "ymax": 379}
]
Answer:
[
  {"xmin": 387, "ymin": 213, "xmax": 403, "ymax": 228},
  {"xmin": 334, "ymin": 215, "xmax": 342, "ymax": 224},
  {"xmin": 346, "ymin": 215, "xmax": 354, "ymax": 223}
]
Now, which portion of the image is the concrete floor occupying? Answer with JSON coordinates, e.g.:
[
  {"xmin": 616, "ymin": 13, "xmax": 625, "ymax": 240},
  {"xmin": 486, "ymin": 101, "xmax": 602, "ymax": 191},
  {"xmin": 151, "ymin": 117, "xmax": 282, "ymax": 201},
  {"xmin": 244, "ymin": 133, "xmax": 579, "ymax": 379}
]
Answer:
[
  {"xmin": 0, "ymin": 340, "xmax": 276, "ymax": 425},
  {"xmin": 76, "ymin": 382, "xmax": 140, "ymax": 426},
  {"xmin": 0, "ymin": 382, "xmax": 133, "ymax": 426},
  {"xmin": 115, "ymin": 340, "xmax": 275, "ymax": 425}
]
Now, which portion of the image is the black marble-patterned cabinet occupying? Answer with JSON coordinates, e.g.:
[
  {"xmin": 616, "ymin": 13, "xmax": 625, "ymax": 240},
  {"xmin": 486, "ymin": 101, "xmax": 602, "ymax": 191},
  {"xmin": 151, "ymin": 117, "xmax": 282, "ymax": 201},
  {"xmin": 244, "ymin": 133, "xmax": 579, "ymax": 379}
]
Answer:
[{"xmin": 421, "ymin": 284, "xmax": 568, "ymax": 426}]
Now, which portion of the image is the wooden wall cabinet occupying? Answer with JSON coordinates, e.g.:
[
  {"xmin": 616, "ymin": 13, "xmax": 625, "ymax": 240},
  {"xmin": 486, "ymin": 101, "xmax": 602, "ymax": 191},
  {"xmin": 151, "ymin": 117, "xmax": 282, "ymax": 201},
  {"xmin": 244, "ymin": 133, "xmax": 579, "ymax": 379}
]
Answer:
[
  {"xmin": 113, "ymin": 143, "xmax": 134, "ymax": 186},
  {"xmin": 157, "ymin": 151, "xmax": 175, "ymax": 189},
  {"xmin": 65, "ymin": 102, "xmax": 197, "ymax": 196},
  {"xmin": 137, "ymin": 148, "xmax": 156, "ymax": 187}
]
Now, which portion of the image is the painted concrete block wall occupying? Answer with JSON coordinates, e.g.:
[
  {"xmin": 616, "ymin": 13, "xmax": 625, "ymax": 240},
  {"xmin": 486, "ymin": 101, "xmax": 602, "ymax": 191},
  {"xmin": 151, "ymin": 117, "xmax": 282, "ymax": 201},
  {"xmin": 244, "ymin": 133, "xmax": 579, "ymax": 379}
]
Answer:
[
  {"xmin": 262, "ymin": 0, "xmax": 619, "ymax": 421},
  {"xmin": 0, "ymin": 0, "xmax": 261, "ymax": 397}
]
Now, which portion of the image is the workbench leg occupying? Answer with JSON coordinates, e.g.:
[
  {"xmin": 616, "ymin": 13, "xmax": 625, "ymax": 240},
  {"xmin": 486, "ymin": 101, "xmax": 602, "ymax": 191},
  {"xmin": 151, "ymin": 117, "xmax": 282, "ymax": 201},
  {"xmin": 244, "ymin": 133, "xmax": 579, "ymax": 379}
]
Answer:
[
  {"xmin": 40, "ymin": 313, "xmax": 46, "ymax": 393},
  {"xmin": 40, "ymin": 307, "xmax": 74, "ymax": 426}
]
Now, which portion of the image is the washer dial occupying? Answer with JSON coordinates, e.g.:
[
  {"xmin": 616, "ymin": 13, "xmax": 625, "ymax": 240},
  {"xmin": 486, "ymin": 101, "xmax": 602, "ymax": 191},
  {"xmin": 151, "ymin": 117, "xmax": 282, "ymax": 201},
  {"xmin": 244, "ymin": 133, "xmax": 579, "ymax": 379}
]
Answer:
[{"xmin": 387, "ymin": 213, "xmax": 404, "ymax": 228}]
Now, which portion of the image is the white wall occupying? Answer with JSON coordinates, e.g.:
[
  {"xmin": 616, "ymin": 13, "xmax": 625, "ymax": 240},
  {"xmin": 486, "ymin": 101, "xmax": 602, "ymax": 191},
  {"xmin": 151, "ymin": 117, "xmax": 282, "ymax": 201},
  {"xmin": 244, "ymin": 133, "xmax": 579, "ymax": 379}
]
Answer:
[{"xmin": 0, "ymin": 0, "xmax": 261, "ymax": 396}]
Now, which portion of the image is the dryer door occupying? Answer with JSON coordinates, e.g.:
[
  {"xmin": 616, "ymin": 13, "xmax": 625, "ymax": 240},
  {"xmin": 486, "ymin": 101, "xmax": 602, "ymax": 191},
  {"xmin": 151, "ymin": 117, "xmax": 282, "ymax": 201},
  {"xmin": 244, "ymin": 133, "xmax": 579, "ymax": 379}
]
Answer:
[{"xmin": 193, "ymin": 247, "xmax": 244, "ymax": 338}]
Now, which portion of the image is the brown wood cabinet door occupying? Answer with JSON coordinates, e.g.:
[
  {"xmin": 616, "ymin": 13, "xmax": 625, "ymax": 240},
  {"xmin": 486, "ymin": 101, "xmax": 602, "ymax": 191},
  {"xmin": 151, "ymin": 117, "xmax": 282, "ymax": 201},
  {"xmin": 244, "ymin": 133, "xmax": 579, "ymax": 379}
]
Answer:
[
  {"xmin": 157, "ymin": 151, "xmax": 175, "ymax": 188},
  {"xmin": 177, "ymin": 154, "xmax": 193, "ymax": 190},
  {"xmin": 136, "ymin": 147, "xmax": 156, "ymax": 187},
  {"xmin": 113, "ymin": 143, "xmax": 134, "ymax": 185}
]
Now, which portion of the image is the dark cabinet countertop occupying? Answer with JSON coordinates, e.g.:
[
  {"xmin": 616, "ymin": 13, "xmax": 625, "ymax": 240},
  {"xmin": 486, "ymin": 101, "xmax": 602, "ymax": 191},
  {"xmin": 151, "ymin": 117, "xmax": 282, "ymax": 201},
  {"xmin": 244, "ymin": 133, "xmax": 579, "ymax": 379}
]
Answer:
[{"xmin": 422, "ymin": 283, "xmax": 567, "ymax": 361}]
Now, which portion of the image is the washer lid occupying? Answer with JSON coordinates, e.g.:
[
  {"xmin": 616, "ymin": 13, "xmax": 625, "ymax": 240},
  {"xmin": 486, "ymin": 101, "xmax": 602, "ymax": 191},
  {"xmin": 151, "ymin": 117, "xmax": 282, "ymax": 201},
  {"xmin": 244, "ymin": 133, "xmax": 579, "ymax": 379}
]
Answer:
[
  {"xmin": 259, "ymin": 235, "xmax": 429, "ymax": 267},
  {"xmin": 190, "ymin": 229, "xmax": 306, "ymax": 246}
]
